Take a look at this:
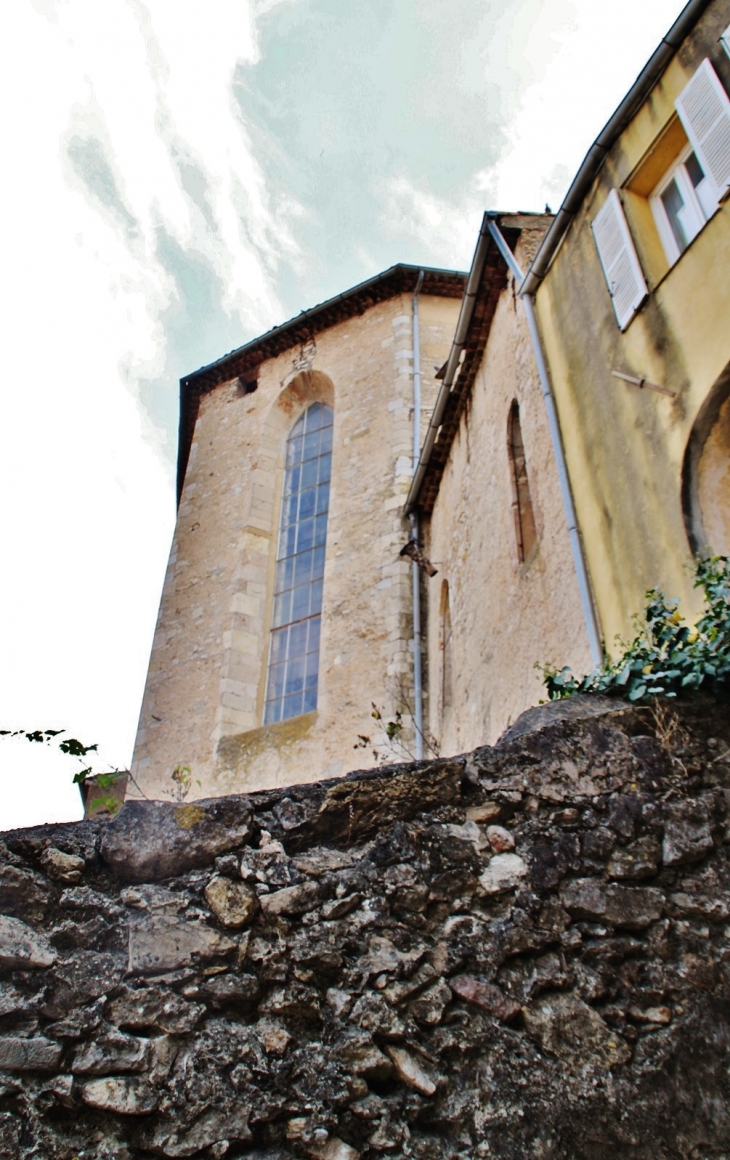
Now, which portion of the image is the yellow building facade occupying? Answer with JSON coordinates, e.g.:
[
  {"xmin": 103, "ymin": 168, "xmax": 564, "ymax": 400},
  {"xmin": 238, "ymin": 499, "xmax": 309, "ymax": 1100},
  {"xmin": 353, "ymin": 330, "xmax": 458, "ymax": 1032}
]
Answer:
[{"xmin": 527, "ymin": 0, "xmax": 730, "ymax": 653}]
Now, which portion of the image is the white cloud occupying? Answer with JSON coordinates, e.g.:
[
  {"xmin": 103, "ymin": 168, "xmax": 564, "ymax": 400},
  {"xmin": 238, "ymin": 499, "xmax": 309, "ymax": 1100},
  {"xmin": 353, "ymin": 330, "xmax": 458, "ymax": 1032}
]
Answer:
[{"xmin": 0, "ymin": 0, "xmax": 306, "ymax": 829}]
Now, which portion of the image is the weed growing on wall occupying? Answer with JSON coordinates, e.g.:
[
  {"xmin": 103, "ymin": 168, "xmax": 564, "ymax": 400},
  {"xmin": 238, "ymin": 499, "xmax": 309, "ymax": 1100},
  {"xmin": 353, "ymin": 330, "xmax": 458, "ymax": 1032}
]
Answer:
[{"xmin": 541, "ymin": 556, "xmax": 730, "ymax": 703}]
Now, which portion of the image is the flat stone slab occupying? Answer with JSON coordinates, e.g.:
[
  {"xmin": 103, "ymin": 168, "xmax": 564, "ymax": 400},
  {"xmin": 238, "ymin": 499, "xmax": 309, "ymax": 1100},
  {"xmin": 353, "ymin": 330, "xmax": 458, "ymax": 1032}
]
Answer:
[
  {"xmin": 0, "ymin": 915, "xmax": 56, "ymax": 969},
  {"xmin": 100, "ymin": 797, "xmax": 254, "ymax": 882},
  {"xmin": 128, "ymin": 915, "xmax": 236, "ymax": 975}
]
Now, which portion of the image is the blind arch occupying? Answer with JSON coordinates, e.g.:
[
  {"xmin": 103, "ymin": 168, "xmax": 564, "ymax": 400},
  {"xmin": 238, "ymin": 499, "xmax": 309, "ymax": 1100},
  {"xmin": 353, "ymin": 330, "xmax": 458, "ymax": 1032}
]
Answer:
[{"xmin": 264, "ymin": 402, "xmax": 333, "ymax": 724}]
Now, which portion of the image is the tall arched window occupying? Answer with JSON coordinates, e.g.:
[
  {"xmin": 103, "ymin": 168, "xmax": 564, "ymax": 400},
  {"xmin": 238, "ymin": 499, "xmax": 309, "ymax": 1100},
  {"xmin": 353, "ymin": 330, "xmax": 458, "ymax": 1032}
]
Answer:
[
  {"xmin": 440, "ymin": 580, "xmax": 453, "ymax": 724},
  {"xmin": 507, "ymin": 401, "xmax": 537, "ymax": 563},
  {"xmin": 264, "ymin": 402, "xmax": 333, "ymax": 724}
]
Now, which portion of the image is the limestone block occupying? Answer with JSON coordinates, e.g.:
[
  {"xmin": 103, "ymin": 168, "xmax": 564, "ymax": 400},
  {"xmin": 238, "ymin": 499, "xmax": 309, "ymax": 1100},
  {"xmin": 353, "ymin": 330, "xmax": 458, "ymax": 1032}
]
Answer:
[
  {"xmin": 127, "ymin": 916, "xmax": 236, "ymax": 975},
  {"xmin": 478, "ymin": 854, "xmax": 528, "ymax": 895},
  {"xmin": 561, "ymin": 879, "xmax": 664, "ymax": 930},
  {"xmin": 523, "ymin": 993, "xmax": 631, "ymax": 1068},
  {"xmin": 0, "ymin": 915, "xmax": 56, "ymax": 969},
  {"xmin": 0, "ymin": 1036, "xmax": 62, "ymax": 1071},
  {"xmin": 81, "ymin": 1077, "xmax": 159, "ymax": 1115},
  {"xmin": 204, "ymin": 876, "xmax": 258, "ymax": 928},
  {"xmin": 100, "ymin": 797, "xmax": 253, "ymax": 883}
]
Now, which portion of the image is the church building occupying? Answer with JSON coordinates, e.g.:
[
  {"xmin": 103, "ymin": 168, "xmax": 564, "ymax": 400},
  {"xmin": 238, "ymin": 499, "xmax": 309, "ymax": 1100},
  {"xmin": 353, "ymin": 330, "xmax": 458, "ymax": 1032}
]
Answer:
[{"xmin": 131, "ymin": 214, "xmax": 591, "ymax": 800}]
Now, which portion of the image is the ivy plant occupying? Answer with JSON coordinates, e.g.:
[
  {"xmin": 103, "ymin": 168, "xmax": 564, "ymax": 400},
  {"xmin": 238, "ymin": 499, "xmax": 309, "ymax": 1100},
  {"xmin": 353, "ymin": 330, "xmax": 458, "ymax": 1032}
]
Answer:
[{"xmin": 542, "ymin": 555, "xmax": 730, "ymax": 703}]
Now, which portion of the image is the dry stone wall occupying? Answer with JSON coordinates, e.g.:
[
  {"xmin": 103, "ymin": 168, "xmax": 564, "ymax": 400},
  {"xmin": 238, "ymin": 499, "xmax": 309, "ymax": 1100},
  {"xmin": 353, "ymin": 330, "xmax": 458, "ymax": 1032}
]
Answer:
[{"xmin": 2, "ymin": 695, "xmax": 730, "ymax": 1159}]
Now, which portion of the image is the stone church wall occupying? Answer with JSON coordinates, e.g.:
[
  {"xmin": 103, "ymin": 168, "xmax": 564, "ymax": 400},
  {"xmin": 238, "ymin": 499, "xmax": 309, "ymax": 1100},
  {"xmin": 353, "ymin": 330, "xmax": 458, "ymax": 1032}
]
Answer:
[
  {"xmin": 3, "ymin": 695, "xmax": 730, "ymax": 1158},
  {"xmin": 132, "ymin": 294, "xmax": 459, "ymax": 801},
  {"xmin": 426, "ymin": 233, "xmax": 592, "ymax": 753}
]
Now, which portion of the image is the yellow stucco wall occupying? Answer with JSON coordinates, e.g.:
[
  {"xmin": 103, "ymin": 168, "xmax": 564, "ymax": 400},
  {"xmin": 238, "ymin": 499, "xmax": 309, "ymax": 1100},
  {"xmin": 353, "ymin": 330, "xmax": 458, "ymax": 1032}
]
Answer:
[
  {"xmin": 534, "ymin": 1, "xmax": 730, "ymax": 654},
  {"xmin": 131, "ymin": 293, "xmax": 460, "ymax": 800}
]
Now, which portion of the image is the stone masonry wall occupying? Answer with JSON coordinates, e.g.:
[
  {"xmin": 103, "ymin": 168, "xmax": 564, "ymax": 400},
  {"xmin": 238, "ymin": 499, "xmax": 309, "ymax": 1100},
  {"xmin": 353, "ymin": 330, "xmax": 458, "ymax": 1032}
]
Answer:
[{"xmin": 3, "ymin": 695, "xmax": 730, "ymax": 1158}]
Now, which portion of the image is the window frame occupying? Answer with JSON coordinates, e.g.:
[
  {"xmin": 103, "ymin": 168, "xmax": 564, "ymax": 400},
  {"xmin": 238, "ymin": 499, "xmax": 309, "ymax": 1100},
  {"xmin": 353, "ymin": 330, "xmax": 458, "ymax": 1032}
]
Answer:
[{"xmin": 650, "ymin": 143, "xmax": 720, "ymax": 266}]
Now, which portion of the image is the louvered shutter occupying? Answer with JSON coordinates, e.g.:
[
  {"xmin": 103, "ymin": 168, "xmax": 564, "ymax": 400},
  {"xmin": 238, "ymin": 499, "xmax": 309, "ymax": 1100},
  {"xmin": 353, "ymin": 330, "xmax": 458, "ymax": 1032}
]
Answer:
[
  {"xmin": 591, "ymin": 189, "xmax": 647, "ymax": 330},
  {"xmin": 676, "ymin": 59, "xmax": 730, "ymax": 197}
]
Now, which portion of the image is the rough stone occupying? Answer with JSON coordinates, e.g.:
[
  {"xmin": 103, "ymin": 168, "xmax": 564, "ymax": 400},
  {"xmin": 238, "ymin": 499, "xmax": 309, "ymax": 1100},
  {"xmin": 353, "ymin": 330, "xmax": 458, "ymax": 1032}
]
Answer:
[
  {"xmin": 259, "ymin": 880, "xmax": 321, "ymax": 917},
  {"xmin": 109, "ymin": 988, "xmax": 205, "ymax": 1034},
  {"xmin": 100, "ymin": 797, "xmax": 254, "ymax": 882},
  {"xmin": 127, "ymin": 916, "xmax": 236, "ymax": 974},
  {"xmin": 606, "ymin": 836, "xmax": 661, "ymax": 880},
  {"xmin": 478, "ymin": 853, "xmax": 527, "ymax": 895},
  {"xmin": 0, "ymin": 1036, "xmax": 62, "ymax": 1072},
  {"xmin": 71, "ymin": 1030, "xmax": 151, "ymax": 1075},
  {"xmin": 81, "ymin": 1076, "xmax": 159, "ymax": 1115},
  {"xmin": 562, "ymin": 879, "xmax": 664, "ymax": 929},
  {"xmin": 486, "ymin": 825, "xmax": 515, "ymax": 853},
  {"xmin": 0, "ymin": 864, "xmax": 46, "ymax": 919},
  {"xmin": 0, "ymin": 915, "xmax": 56, "ymax": 969},
  {"xmin": 204, "ymin": 875, "xmax": 258, "ymax": 927},
  {"xmin": 449, "ymin": 975, "xmax": 521, "ymax": 1021},
  {"xmin": 662, "ymin": 803, "xmax": 714, "ymax": 866},
  {"xmin": 523, "ymin": 994, "xmax": 631, "ymax": 1068},
  {"xmin": 40, "ymin": 846, "xmax": 85, "ymax": 884},
  {"xmin": 386, "ymin": 1045, "xmax": 437, "ymax": 1096}
]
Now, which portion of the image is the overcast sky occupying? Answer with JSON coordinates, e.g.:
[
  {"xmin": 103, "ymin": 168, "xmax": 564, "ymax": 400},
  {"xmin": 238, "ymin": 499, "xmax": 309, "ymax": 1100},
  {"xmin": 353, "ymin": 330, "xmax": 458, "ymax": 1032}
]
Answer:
[{"xmin": 1, "ymin": 0, "xmax": 687, "ymax": 829}]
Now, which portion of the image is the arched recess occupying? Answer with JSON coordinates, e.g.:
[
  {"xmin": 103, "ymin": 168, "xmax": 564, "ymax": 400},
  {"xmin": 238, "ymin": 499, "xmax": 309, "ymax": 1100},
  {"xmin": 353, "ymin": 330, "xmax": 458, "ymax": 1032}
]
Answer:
[
  {"xmin": 507, "ymin": 400, "xmax": 537, "ymax": 564},
  {"xmin": 439, "ymin": 579, "xmax": 453, "ymax": 730},
  {"xmin": 682, "ymin": 360, "xmax": 730, "ymax": 556}
]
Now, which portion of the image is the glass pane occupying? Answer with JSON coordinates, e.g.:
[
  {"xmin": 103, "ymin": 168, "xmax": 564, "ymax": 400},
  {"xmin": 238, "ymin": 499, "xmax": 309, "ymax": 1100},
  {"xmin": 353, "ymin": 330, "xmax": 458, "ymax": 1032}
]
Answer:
[
  {"xmin": 312, "ymin": 545, "xmax": 326, "ymax": 580},
  {"xmin": 303, "ymin": 687, "xmax": 317, "ymax": 712},
  {"xmin": 318, "ymin": 453, "xmax": 332, "ymax": 484},
  {"xmin": 291, "ymin": 584, "xmax": 311, "ymax": 621},
  {"xmin": 316, "ymin": 481, "xmax": 330, "ymax": 515},
  {"xmin": 270, "ymin": 627, "xmax": 288, "ymax": 662},
  {"xmin": 661, "ymin": 179, "xmax": 688, "ymax": 253},
  {"xmin": 310, "ymin": 578, "xmax": 323, "ymax": 614},
  {"xmin": 297, "ymin": 518, "xmax": 315, "ymax": 553},
  {"xmin": 308, "ymin": 616, "xmax": 321, "ymax": 654},
  {"xmin": 686, "ymin": 152, "xmax": 704, "ymax": 189},
  {"xmin": 285, "ymin": 655, "xmax": 305, "ymax": 695},
  {"xmin": 299, "ymin": 489, "xmax": 316, "ymax": 520},
  {"xmin": 289, "ymin": 620, "xmax": 307, "ymax": 655},
  {"xmin": 272, "ymin": 590, "xmax": 292, "ymax": 628},
  {"xmin": 301, "ymin": 458, "xmax": 318, "ymax": 490},
  {"xmin": 314, "ymin": 514, "xmax": 328, "ymax": 546},
  {"xmin": 294, "ymin": 551, "xmax": 312, "ymax": 586}
]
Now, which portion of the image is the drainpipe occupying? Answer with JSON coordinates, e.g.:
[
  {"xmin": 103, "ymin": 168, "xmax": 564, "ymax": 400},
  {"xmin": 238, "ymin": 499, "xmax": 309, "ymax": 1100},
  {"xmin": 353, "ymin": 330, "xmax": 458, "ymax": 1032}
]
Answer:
[
  {"xmin": 486, "ymin": 218, "xmax": 603, "ymax": 668},
  {"xmin": 411, "ymin": 270, "xmax": 425, "ymax": 759}
]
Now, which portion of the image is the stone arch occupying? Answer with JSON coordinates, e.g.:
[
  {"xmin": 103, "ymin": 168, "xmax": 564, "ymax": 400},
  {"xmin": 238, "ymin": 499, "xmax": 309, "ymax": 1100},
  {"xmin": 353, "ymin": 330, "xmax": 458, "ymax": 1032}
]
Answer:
[
  {"xmin": 682, "ymin": 360, "xmax": 730, "ymax": 556},
  {"xmin": 264, "ymin": 370, "xmax": 335, "ymax": 444}
]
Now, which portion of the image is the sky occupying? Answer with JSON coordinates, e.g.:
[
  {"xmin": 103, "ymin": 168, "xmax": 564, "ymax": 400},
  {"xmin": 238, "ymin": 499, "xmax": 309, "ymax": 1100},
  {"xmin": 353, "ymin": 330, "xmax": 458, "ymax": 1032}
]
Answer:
[{"xmin": 0, "ymin": 0, "xmax": 688, "ymax": 830}]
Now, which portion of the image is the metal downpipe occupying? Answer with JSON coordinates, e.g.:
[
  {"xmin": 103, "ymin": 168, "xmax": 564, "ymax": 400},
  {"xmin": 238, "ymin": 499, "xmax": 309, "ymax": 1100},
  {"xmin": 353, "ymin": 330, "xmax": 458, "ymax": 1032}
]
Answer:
[
  {"xmin": 486, "ymin": 218, "xmax": 603, "ymax": 668},
  {"xmin": 411, "ymin": 270, "xmax": 425, "ymax": 760}
]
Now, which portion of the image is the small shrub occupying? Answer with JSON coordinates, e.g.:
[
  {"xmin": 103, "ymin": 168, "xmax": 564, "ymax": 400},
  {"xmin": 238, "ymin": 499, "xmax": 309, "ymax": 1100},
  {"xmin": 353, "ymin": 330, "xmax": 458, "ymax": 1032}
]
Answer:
[{"xmin": 541, "ymin": 556, "xmax": 730, "ymax": 704}]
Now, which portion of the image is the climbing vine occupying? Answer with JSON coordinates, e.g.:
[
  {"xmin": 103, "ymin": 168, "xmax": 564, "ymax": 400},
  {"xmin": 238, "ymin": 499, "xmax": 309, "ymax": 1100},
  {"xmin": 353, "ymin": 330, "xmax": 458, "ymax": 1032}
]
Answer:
[{"xmin": 541, "ymin": 556, "xmax": 730, "ymax": 704}]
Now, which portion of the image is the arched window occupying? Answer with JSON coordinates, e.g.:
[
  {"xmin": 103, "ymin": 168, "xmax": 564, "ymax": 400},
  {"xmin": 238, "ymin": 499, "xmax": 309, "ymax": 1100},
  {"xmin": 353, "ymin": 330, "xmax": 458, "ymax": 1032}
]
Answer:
[
  {"xmin": 264, "ymin": 402, "xmax": 333, "ymax": 724},
  {"xmin": 440, "ymin": 580, "xmax": 453, "ymax": 722},
  {"xmin": 507, "ymin": 401, "xmax": 537, "ymax": 563}
]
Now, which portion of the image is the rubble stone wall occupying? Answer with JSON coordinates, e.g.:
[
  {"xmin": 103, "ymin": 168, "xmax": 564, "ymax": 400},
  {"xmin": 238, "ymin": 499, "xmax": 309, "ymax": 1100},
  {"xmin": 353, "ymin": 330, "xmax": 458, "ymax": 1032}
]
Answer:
[{"xmin": 2, "ymin": 695, "xmax": 730, "ymax": 1159}]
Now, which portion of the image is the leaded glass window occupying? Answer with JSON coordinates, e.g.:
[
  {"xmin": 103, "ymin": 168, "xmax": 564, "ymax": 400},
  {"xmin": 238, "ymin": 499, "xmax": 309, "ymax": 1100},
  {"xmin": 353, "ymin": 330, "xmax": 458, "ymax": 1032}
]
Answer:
[{"xmin": 264, "ymin": 402, "xmax": 333, "ymax": 724}]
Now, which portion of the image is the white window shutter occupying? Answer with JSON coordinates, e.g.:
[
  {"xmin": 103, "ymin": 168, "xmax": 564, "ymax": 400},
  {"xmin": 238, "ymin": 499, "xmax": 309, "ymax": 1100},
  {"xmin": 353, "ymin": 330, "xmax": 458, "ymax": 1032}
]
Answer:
[
  {"xmin": 591, "ymin": 189, "xmax": 647, "ymax": 330},
  {"xmin": 676, "ymin": 58, "xmax": 730, "ymax": 197}
]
